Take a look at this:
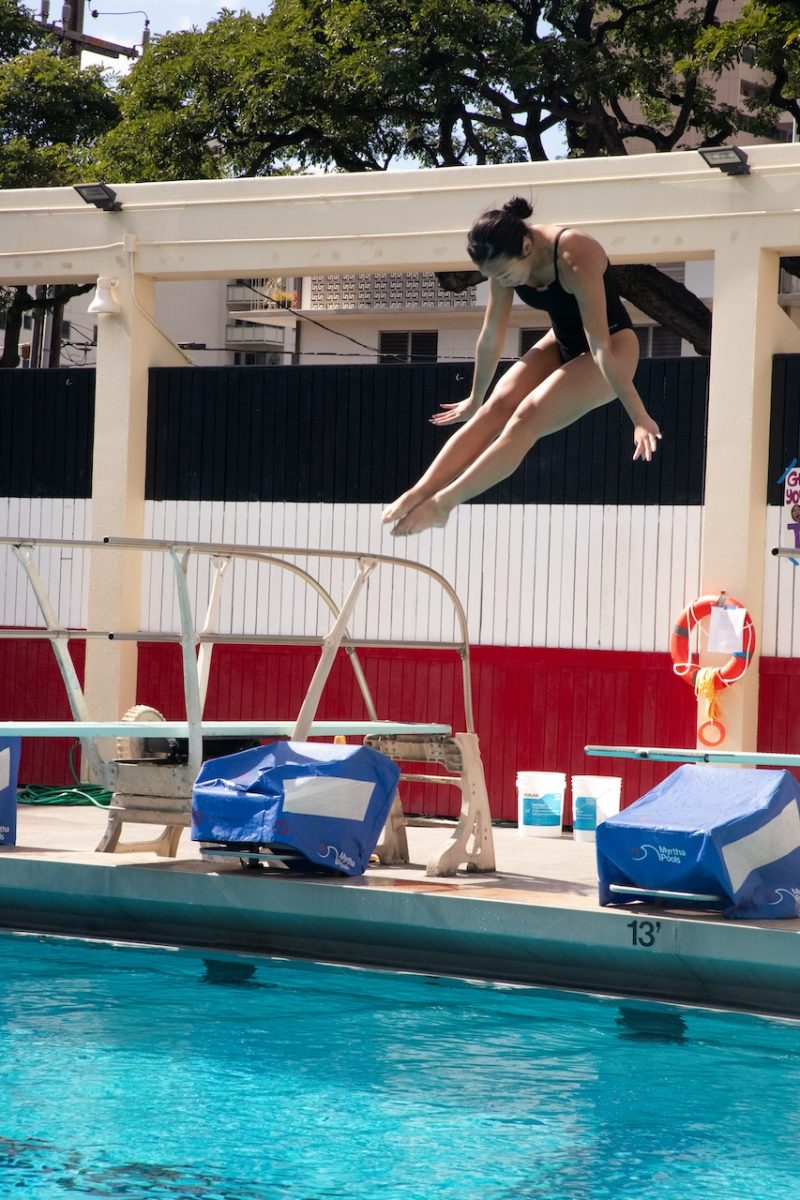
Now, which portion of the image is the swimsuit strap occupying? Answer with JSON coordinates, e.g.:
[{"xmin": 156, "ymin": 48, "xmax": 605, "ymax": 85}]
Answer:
[{"xmin": 552, "ymin": 227, "xmax": 569, "ymax": 283}]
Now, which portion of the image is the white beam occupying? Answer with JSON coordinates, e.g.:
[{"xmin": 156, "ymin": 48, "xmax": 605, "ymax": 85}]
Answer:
[{"xmin": 2, "ymin": 145, "xmax": 800, "ymax": 284}]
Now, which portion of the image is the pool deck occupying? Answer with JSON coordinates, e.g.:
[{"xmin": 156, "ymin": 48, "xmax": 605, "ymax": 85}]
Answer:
[{"xmin": 3, "ymin": 805, "xmax": 800, "ymax": 1018}]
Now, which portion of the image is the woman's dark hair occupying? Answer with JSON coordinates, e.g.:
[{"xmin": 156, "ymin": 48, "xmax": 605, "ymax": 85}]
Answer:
[{"xmin": 467, "ymin": 196, "xmax": 533, "ymax": 267}]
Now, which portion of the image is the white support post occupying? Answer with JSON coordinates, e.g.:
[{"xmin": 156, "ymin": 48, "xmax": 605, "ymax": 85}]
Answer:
[
  {"xmin": 700, "ymin": 242, "xmax": 800, "ymax": 751},
  {"xmin": 84, "ymin": 262, "xmax": 189, "ymax": 725}
]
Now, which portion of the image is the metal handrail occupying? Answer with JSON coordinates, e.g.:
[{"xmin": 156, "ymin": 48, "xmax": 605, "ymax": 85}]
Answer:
[{"xmin": 1, "ymin": 535, "xmax": 475, "ymax": 734}]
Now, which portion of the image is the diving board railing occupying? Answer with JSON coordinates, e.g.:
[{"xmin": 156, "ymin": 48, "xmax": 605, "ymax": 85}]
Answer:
[{"xmin": 0, "ymin": 535, "xmax": 495, "ymax": 875}]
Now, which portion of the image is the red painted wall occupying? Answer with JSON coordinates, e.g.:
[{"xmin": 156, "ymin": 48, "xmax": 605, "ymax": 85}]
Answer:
[
  {"xmin": 1, "ymin": 637, "xmax": 704, "ymax": 821},
  {"xmin": 6, "ymin": 639, "xmax": 798, "ymax": 819},
  {"xmin": 0, "ymin": 634, "xmax": 85, "ymax": 786},
  {"xmin": 138, "ymin": 643, "xmax": 699, "ymax": 818}
]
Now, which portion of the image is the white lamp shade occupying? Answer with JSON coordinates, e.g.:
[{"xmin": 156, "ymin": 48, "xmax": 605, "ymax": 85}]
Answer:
[{"xmin": 87, "ymin": 277, "xmax": 121, "ymax": 315}]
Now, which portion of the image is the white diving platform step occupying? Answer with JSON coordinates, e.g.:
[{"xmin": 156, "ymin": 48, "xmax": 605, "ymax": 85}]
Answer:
[{"xmin": 0, "ymin": 536, "xmax": 495, "ymax": 875}]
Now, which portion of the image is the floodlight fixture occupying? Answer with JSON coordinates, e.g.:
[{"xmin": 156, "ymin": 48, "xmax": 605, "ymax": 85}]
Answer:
[
  {"xmin": 698, "ymin": 146, "xmax": 750, "ymax": 175},
  {"xmin": 74, "ymin": 182, "xmax": 123, "ymax": 211},
  {"xmin": 87, "ymin": 277, "xmax": 121, "ymax": 315}
]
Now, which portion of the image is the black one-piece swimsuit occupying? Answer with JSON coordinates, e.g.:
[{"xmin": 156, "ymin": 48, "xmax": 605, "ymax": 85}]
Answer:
[{"xmin": 515, "ymin": 227, "xmax": 633, "ymax": 362}]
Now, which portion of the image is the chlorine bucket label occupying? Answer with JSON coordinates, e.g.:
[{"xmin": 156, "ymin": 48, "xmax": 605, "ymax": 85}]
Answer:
[
  {"xmin": 570, "ymin": 775, "xmax": 622, "ymax": 843},
  {"xmin": 516, "ymin": 771, "xmax": 566, "ymax": 837},
  {"xmin": 573, "ymin": 795, "xmax": 597, "ymax": 831},
  {"xmin": 521, "ymin": 793, "xmax": 562, "ymax": 827}
]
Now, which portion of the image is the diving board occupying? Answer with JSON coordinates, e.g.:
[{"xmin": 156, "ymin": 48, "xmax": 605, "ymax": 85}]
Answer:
[
  {"xmin": 1, "ymin": 536, "xmax": 495, "ymax": 875},
  {"xmin": 586, "ymin": 744, "xmax": 800, "ymax": 767},
  {"xmin": 0, "ymin": 721, "xmax": 451, "ymax": 740}
]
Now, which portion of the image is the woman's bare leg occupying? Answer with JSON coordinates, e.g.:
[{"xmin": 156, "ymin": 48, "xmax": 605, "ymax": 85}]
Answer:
[
  {"xmin": 391, "ymin": 332, "xmax": 639, "ymax": 535},
  {"xmin": 381, "ymin": 337, "xmax": 562, "ymax": 523}
]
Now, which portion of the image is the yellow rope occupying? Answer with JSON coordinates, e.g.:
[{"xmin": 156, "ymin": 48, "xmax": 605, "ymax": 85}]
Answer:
[{"xmin": 694, "ymin": 667, "xmax": 722, "ymax": 722}]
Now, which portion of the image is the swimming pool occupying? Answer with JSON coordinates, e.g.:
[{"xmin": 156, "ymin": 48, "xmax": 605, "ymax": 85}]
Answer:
[{"xmin": 1, "ymin": 931, "xmax": 798, "ymax": 1200}]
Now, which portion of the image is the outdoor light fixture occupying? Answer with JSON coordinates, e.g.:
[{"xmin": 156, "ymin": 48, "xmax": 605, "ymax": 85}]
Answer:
[
  {"xmin": 74, "ymin": 182, "xmax": 123, "ymax": 211},
  {"xmin": 698, "ymin": 146, "xmax": 750, "ymax": 175},
  {"xmin": 87, "ymin": 277, "xmax": 121, "ymax": 315}
]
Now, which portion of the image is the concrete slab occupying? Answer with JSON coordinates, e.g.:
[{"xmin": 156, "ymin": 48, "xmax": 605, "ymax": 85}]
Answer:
[{"xmin": 2, "ymin": 805, "xmax": 800, "ymax": 1018}]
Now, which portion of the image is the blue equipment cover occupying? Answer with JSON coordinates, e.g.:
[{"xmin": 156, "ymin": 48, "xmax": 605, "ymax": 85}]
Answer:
[
  {"xmin": 596, "ymin": 765, "xmax": 800, "ymax": 919},
  {"xmin": 0, "ymin": 737, "xmax": 21, "ymax": 848},
  {"xmin": 191, "ymin": 740, "xmax": 401, "ymax": 876}
]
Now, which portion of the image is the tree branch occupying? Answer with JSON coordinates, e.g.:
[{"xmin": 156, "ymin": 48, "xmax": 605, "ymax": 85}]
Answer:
[{"xmin": 613, "ymin": 265, "xmax": 711, "ymax": 356}]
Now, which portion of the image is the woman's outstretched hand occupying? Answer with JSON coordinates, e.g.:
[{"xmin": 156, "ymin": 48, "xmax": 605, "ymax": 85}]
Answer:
[
  {"xmin": 430, "ymin": 398, "xmax": 479, "ymax": 426},
  {"xmin": 633, "ymin": 416, "xmax": 662, "ymax": 462}
]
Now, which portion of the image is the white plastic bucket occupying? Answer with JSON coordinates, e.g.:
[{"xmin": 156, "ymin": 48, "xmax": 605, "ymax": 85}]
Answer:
[
  {"xmin": 516, "ymin": 771, "xmax": 566, "ymax": 838},
  {"xmin": 571, "ymin": 775, "xmax": 622, "ymax": 842}
]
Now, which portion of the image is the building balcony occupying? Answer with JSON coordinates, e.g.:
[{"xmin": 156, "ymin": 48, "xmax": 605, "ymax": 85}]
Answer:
[{"xmin": 225, "ymin": 322, "xmax": 285, "ymax": 347}]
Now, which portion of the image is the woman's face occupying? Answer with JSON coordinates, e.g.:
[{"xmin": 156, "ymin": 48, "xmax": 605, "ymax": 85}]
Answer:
[{"xmin": 481, "ymin": 236, "xmax": 534, "ymax": 288}]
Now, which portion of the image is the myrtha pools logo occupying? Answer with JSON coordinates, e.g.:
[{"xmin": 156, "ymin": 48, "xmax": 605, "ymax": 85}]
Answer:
[
  {"xmin": 318, "ymin": 843, "xmax": 357, "ymax": 871},
  {"xmin": 768, "ymin": 888, "xmax": 800, "ymax": 914},
  {"xmin": 631, "ymin": 844, "xmax": 687, "ymax": 865}
]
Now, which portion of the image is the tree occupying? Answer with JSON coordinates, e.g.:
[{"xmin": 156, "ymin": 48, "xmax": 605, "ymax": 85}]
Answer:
[
  {"xmin": 691, "ymin": 1, "xmax": 800, "ymax": 134},
  {"xmin": 688, "ymin": 2, "xmax": 800, "ymax": 303},
  {"xmin": 82, "ymin": 4, "xmax": 800, "ymax": 352},
  {"xmin": 0, "ymin": 0, "xmax": 35, "ymax": 58},
  {"xmin": 94, "ymin": 2, "xmax": 800, "ymax": 356},
  {"xmin": 98, "ymin": 2, "xmax": 767, "ymax": 181},
  {"xmin": 0, "ymin": 4, "xmax": 119, "ymax": 367}
]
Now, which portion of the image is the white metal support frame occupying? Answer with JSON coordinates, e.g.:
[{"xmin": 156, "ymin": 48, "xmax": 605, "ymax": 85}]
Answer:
[
  {"xmin": 0, "ymin": 535, "xmax": 495, "ymax": 875},
  {"xmin": 9, "ymin": 544, "xmax": 105, "ymax": 783}
]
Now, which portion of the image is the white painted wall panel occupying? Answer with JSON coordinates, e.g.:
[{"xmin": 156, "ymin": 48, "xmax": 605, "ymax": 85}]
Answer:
[
  {"xmin": 6, "ymin": 495, "xmax": 797, "ymax": 666},
  {"xmin": 0, "ymin": 498, "xmax": 90, "ymax": 629},
  {"xmin": 137, "ymin": 500, "xmax": 704, "ymax": 653},
  {"xmin": 0, "ymin": 497, "xmax": 711, "ymax": 654}
]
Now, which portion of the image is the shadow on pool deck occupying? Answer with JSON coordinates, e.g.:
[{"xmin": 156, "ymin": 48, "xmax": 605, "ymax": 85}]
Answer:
[{"xmin": 2, "ymin": 805, "xmax": 800, "ymax": 1018}]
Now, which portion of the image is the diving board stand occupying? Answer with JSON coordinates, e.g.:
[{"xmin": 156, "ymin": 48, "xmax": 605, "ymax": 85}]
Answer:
[{"xmin": 0, "ymin": 536, "xmax": 495, "ymax": 875}]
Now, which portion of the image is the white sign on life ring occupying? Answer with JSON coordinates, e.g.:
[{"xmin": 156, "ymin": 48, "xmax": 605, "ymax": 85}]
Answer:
[{"xmin": 708, "ymin": 605, "xmax": 746, "ymax": 655}]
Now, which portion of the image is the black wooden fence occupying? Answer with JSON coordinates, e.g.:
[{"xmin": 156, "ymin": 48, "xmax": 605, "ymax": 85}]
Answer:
[
  {"xmin": 2, "ymin": 357, "xmax": 719, "ymax": 506},
  {"xmin": 7, "ymin": 355, "xmax": 798, "ymax": 505}
]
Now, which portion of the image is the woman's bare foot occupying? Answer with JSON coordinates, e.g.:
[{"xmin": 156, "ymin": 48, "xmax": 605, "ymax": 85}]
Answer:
[
  {"xmin": 381, "ymin": 490, "xmax": 420, "ymax": 524},
  {"xmin": 391, "ymin": 495, "xmax": 451, "ymax": 536}
]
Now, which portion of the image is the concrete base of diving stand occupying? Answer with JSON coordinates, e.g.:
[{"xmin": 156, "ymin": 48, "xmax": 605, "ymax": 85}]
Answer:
[{"xmin": 96, "ymin": 727, "xmax": 495, "ymax": 877}]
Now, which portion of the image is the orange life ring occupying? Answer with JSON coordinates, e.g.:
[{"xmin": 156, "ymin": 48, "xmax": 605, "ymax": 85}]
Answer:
[{"xmin": 670, "ymin": 595, "xmax": 756, "ymax": 690}]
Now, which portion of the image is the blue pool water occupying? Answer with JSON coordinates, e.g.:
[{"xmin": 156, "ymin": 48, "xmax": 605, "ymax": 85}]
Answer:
[{"xmin": 1, "ymin": 932, "xmax": 799, "ymax": 1199}]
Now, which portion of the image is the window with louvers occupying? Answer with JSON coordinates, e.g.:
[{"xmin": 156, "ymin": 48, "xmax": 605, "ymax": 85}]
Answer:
[{"xmin": 378, "ymin": 330, "xmax": 438, "ymax": 363}]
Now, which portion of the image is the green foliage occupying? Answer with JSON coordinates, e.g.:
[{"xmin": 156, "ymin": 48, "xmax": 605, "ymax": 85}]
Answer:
[
  {"xmin": 92, "ymin": 15, "xmax": 285, "ymax": 180},
  {"xmin": 690, "ymin": 1, "xmax": 800, "ymax": 130},
  {"xmin": 0, "ymin": 19, "xmax": 118, "ymax": 190},
  {"xmin": 0, "ymin": 0, "xmax": 36, "ymax": 59},
  {"xmin": 0, "ymin": 50, "xmax": 117, "ymax": 147},
  {"xmin": 91, "ymin": 0, "xmax": 800, "ymax": 182},
  {"xmin": 0, "ymin": 136, "xmax": 93, "ymax": 189},
  {"xmin": 0, "ymin": 2, "xmax": 797, "ymax": 187}
]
